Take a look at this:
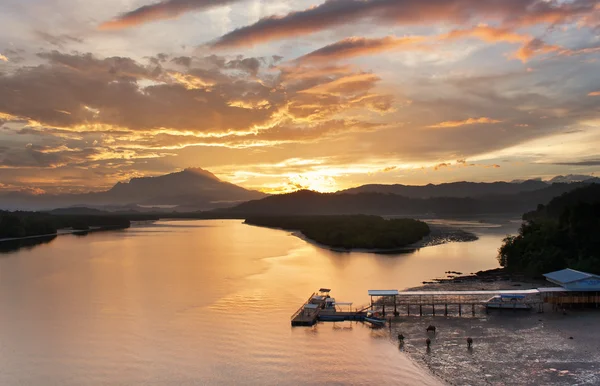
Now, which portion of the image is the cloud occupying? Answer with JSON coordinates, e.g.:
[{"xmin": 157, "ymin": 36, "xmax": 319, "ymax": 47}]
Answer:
[
  {"xmin": 0, "ymin": 50, "xmax": 395, "ymax": 180},
  {"xmin": 512, "ymin": 38, "xmax": 562, "ymax": 61},
  {"xmin": 211, "ymin": 0, "xmax": 598, "ymax": 48},
  {"xmin": 589, "ymin": 91, "xmax": 600, "ymax": 96},
  {"xmin": 34, "ymin": 31, "xmax": 83, "ymax": 47},
  {"xmin": 0, "ymin": 54, "xmax": 8, "ymax": 62},
  {"xmin": 296, "ymin": 36, "xmax": 427, "ymax": 63},
  {"xmin": 428, "ymin": 117, "xmax": 502, "ymax": 128},
  {"xmin": 99, "ymin": 0, "xmax": 240, "ymax": 30},
  {"xmin": 552, "ymin": 159, "xmax": 600, "ymax": 166},
  {"xmin": 442, "ymin": 25, "xmax": 530, "ymax": 44},
  {"xmin": 433, "ymin": 162, "xmax": 450, "ymax": 170}
]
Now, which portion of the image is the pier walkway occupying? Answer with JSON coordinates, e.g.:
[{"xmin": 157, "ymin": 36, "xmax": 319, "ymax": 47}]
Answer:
[
  {"xmin": 291, "ymin": 287, "xmax": 571, "ymax": 326},
  {"xmin": 369, "ymin": 288, "xmax": 567, "ymax": 317}
]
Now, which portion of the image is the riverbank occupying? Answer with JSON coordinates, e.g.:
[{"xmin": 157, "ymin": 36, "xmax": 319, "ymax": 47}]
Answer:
[
  {"xmin": 394, "ymin": 277, "xmax": 600, "ymax": 385},
  {"xmin": 0, "ymin": 225, "xmax": 131, "ymax": 253}
]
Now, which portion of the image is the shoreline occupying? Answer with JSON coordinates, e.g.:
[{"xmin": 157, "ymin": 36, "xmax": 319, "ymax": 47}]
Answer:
[
  {"xmin": 0, "ymin": 224, "xmax": 130, "ymax": 244},
  {"xmin": 394, "ymin": 273, "xmax": 600, "ymax": 385}
]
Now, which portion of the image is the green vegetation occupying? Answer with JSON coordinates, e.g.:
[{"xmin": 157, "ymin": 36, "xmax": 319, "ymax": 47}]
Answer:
[
  {"xmin": 245, "ymin": 215, "xmax": 430, "ymax": 250},
  {"xmin": 0, "ymin": 211, "xmax": 132, "ymax": 239},
  {"xmin": 498, "ymin": 184, "xmax": 600, "ymax": 276}
]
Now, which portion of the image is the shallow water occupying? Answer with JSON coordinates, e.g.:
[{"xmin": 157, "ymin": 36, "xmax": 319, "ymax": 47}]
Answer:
[{"xmin": 0, "ymin": 219, "xmax": 518, "ymax": 385}]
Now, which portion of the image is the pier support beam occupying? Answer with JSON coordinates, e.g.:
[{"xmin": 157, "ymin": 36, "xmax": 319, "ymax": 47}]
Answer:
[
  {"xmin": 407, "ymin": 304, "xmax": 410, "ymax": 316},
  {"xmin": 445, "ymin": 304, "xmax": 448, "ymax": 316},
  {"xmin": 459, "ymin": 304, "xmax": 462, "ymax": 316},
  {"xmin": 419, "ymin": 305, "xmax": 422, "ymax": 316},
  {"xmin": 432, "ymin": 305, "xmax": 435, "ymax": 316},
  {"xmin": 472, "ymin": 304, "xmax": 475, "ymax": 316}
]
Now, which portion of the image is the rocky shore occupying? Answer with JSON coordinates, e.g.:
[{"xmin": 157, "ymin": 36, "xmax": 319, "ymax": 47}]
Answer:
[{"xmin": 394, "ymin": 270, "xmax": 600, "ymax": 385}]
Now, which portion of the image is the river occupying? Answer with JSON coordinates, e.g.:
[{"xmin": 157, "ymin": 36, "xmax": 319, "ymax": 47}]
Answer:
[{"xmin": 0, "ymin": 218, "xmax": 519, "ymax": 385}]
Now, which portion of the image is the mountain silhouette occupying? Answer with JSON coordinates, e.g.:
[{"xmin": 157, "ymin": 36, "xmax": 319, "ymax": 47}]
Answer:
[
  {"xmin": 340, "ymin": 180, "xmax": 550, "ymax": 198},
  {"xmin": 0, "ymin": 168, "xmax": 266, "ymax": 211},
  {"xmin": 215, "ymin": 182, "xmax": 595, "ymax": 217}
]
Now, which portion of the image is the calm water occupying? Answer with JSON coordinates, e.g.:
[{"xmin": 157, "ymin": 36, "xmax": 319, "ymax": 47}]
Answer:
[{"xmin": 0, "ymin": 219, "xmax": 518, "ymax": 385}]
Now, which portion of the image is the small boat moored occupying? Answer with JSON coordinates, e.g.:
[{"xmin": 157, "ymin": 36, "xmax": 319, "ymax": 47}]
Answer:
[
  {"xmin": 364, "ymin": 311, "xmax": 386, "ymax": 326},
  {"xmin": 485, "ymin": 294, "xmax": 532, "ymax": 310}
]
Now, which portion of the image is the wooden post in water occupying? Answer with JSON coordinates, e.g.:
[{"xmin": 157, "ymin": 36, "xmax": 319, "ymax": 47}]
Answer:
[
  {"xmin": 419, "ymin": 305, "xmax": 422, "ymax": 316},
  {"xmin": 407, "ymin": 304, "xmax": 410, "ymax": 316},
  {"xmin": 445, "ymin": 304, "xmax": 448, "ymax": 316},
  {"xmin": 459, "ymin": 304, "xmax": 462, "ymax": 316},
  {"xmin": 472, "ymin": 304, "xmax": 475, "ymax": 316},
  {"xmin": 432, "ymin": 304, "xmax": 435, "ymax": 316}
]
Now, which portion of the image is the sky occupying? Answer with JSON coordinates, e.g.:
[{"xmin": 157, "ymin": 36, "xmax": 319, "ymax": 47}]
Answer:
[{"xmin": 0, "ymin": 0, "xmax": 599, "ymax": 194}]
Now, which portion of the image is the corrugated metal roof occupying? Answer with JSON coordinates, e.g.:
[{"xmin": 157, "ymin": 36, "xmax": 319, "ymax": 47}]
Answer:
[
  {"xmin": 543, "ymin": 269, "xmax": 600, "ymax": 284},
  {"xmin": 368, "ymin": 290, "xmax": 399, "ymax": 296},
  {"xmin": 396, "ymin": 289, "xmax": 542, "ymax": 296}
]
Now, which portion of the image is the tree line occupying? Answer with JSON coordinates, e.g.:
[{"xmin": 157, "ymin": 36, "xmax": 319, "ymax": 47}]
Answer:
[
  {"xmin": 0, "ymin": 211, "xmax": 132, "ymax": 239},
  {"xmin": 498, "ymin": 184, "xmax": 600, "ymax": 276},
  {"xmin": 245, "ymin": 215, "xmax": 430, "ymax": 250}
]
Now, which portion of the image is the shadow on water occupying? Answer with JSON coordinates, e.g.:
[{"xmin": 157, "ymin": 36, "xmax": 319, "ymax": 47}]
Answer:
[{"xmin": 0, "ymin": 235, "xmax": 57, "ymax": 255}]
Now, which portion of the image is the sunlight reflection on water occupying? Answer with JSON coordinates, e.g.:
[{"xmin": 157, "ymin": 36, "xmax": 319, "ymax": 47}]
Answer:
[{"xmin": 0, "ymin": 219, "xmax": 519, "ymax": 385}]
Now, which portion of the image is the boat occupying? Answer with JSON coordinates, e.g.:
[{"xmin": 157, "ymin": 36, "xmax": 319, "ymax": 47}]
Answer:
[
  {"xmin": 485, "ymin": 294, "xmax": 532, "ymax": 309},
  {"xmin": 364, "ymin": 311, "xmax": 386, "ymax": 326}
]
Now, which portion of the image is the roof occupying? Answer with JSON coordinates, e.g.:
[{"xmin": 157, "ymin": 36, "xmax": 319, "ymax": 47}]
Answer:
[
  {"xmin": 500, "ymin": 294, "xmax": 525, "ymax": 299},
  {"xmin": 368, "ymin": 290, "xmax": 399, "ymax": 296},
  {"xmin": 304, "ymin": 304, "xmax": 319, "ymax": 309},
  {"xmin": 396, "ymin": 289, "xmax": 541, "ymax": 296},
  {"xmin": 319, "ymin": 288, "xmax": 331, "ymax": 292},
  {"xmin": 543, "ymin": 269, "xmax": 600, "ymax": 284}
]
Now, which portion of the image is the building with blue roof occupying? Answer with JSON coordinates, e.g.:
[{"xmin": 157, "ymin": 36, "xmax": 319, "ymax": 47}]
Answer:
[{"xmin": 543, "ymin": 269, "xmax": 600, "ymax": 291}]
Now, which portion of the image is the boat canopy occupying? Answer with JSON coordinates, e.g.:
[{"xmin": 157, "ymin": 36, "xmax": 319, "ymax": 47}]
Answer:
[
  {"xmin": 304, "ymin": 304, "xmax": 319, "ymax": 309},
  {"xmin": 368, "ymin": 290, "xmax": 399, "ymax": 296},
  {"xmin": 319, "ymin": 288, "xmax": 331, "ymax": 293},
  {"xmin": 500, "ymin": 294, "xmax": 525, "ymax": 299}
]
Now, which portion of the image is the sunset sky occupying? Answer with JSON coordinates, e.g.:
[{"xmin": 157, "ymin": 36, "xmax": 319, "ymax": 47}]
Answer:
[{"xmin": 1, "ymin": 0, "xmax": 599, "ymax": 194}]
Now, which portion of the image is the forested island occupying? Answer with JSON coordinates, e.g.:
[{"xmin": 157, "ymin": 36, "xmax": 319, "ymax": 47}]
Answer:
[
  {"xmin": 0, "ymin": 210, "xmax": 134, "ymax": 239},
  {"xmin": 245, "ymin": 215, "xmax": 431, "ymax": 250},
  {"xmin": 498, "ymin": 184, "xmax": 600, "ymax": 276}
]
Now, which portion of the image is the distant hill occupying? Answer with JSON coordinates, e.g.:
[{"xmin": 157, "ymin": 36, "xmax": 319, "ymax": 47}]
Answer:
[
  {"xmin": 215, "ymin": 182, "xmax": 594, "ymax": 217},
  {"xmin": 548, "ymin": 175, "xmax": 600, "ymax": 184},
  {"xmin": 499, "ymin": 183, "xmax": 600, "ymax": 275},
  {"xmin": 523, "ymin": 183, "xmax": 600, "ymax": 221},
  {"xmin": 341, "ymin": 180, "xmax": 551, "ymax": 198},
  {"xmin": 0, "ymin": 168, "xmax": 266, "ymax": 211}
]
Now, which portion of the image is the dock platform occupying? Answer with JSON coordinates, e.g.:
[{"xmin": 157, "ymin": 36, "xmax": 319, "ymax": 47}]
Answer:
[{"xmin": 291, "ymin": 289, "xmax": 368, "ymax": 326}]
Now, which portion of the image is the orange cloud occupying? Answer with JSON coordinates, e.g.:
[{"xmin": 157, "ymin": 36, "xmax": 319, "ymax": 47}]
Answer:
[
  {"xmin": 512, "ymin": 38, "xmax": 562, "ymax": 62},
  {"xmin": 211, "ymin": 0, "xmax": 597, "ymax": 48},
  {"xmin": 296, "ymin": 36, "xmax": 427, "ymax": 63},
  {"xmin": 99, "ymin": 0, "xmax": 239, "ymax": 30},
  {"xmin": 589, "ymin": 91, "xmax": 600, "ymax": 96},
  {"xmin": 428, "ymin": 117, "xmax": 501, "ymax": 128},
  {"xmin": 0, "ymin": 54, "xmax": 8, "ymax": 62},
  {"xmin": 442, "ymin": 25, "xmax": 529, "ymax": 44}
]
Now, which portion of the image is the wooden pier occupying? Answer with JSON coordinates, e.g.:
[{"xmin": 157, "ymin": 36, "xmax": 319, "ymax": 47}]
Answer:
[
  {"xmin": 291, "ymin": 287, "xmax": 564, "ymax": 327},
  {"xmin": 369, "ymin": 289, "xmax": 546, "ymax": 317}
]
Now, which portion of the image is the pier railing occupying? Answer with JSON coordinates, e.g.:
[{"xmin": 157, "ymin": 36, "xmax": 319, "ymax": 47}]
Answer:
[{"xmin": 290, "ymin": 292, "xmax": 316, "ymax": 321}]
